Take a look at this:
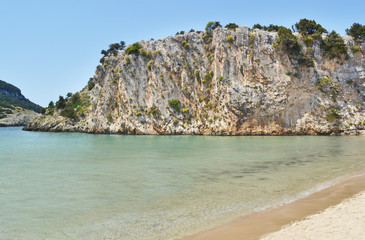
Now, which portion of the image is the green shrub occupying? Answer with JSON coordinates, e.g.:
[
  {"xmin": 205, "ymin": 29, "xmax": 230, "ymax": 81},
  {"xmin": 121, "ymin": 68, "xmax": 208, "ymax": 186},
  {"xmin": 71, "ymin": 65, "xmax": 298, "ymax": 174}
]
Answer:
[
  {"xmin": 40, "ymin": 108, "xmax": 46, "ymax": 114},
  {"xmin": 351, "ymin": 45, "xmax": 360, "ymax": 54},
  {"xmin": 107, "ymin": 113, "xmax": 113, "ymax": 122},
  {"xmin": 88, "ymin": 81, "xmax": 95, "ymax": 91},
  {"xmin": 219, "ymin": 76, "xmax": 223, "ymax": 82},
  {"xmin": 225, "ymin": 23, "xmax": 239, "ymax": 31},
  {"xmin": 346, "ymin": 23, "xmax": 365, "ymax": 40},
  {"xmin": 60, "ymin": 106, "xmax": 77, "ymax": 120},
  {"xmin": 316, "ymin": 75, "xmax": 333, "ymax": 89},
  {"xmin": 303, "ymin": 36, "xmax": 314, "ymax": 47},
  {"xmin": 168, "ymin": 99, "xmax": 181, "ymax": 112},
  {"xmin": 181, "ymin": 108, "xmax": 190, "ymax": 113},
  {"xmin": 305, "ymin": 47, "xmax": 314, "ymax": 56},
  {"xmin": 147, "ymin": 106, "xmax": 161, "ymax": 116},
  {"xmin": 126, "ymin": 42, "xmax": 142, "ymax": 55},
  {"xmin": 276, "ymin": 27, "xmax": 301, "ymax": 56},
  {"xmin": 125, "ymin": 56, "xmax": 131, "ymax": 64},
  {"xmin": 227, "ymin": 35, "xmax": 234, "ymax": 43},
  {"xmin": 326, "ymin": 108, "xmax": 341, "ymax": 121},
  {"xmin": 321, "ymin": 31, "xmax": 347, "ymax": 59},
  {"xmin": 140, "ymin": 48, "xmax": 152, "ymax": 58},
  {"xmin": 147, "ymin": 60, "xmax": 154, "ymax": 70},
  {"xmin": 298, "ymin": 54, "xmax": 314, "ymax": 67}
]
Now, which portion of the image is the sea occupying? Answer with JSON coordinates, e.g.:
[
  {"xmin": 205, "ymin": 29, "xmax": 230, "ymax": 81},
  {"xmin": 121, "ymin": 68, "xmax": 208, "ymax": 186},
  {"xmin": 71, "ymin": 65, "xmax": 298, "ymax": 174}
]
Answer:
[{"xmin": 1, "ymin": 127, "xmax": 365, "ymax": 239}]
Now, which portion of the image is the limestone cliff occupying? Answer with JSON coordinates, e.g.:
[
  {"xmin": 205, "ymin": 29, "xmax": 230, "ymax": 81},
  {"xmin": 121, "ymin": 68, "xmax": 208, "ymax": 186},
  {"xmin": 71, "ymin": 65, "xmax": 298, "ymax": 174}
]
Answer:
[{"xmin": 25, "ymin": 26, "xmax": 365, "ymax": 135}]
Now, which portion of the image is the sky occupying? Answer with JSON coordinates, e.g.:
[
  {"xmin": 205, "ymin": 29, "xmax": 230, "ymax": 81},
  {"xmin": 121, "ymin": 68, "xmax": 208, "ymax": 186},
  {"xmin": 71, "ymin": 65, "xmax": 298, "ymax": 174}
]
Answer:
[{"xmin": 0, "ymin": 0, "xmax": 364, "ymax": 107}]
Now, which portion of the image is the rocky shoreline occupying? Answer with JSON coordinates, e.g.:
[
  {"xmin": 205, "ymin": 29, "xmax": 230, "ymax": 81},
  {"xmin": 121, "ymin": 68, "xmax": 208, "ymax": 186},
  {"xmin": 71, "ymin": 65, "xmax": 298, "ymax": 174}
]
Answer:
[{"xmin": 0, "ymin": 107, "xmax": 39, "ymax": 127}]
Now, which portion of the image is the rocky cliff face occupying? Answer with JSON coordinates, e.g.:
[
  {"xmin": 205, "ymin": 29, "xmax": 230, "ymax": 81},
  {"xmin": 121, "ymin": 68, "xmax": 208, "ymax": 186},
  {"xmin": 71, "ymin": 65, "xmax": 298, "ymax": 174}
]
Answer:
[
  {"xmin": 25, "ymin": 26, "xmax": 365, "ymax": 135},
  {"xmin": 0, "ymin": 106, "xmax": 39, "ymax": 127}
]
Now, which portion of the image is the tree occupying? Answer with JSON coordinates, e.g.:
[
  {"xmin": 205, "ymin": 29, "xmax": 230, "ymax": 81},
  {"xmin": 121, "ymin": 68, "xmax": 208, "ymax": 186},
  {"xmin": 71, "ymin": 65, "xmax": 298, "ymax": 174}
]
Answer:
[
  {"xmin": 346, "ymin": 23, "xmax": 365, "ymax": 40},
  {"xmin": 56, "ymin": 96, "xmax": 66, "ymax": 109},
  {"xmin": 225, "ymin": 23, "xmax": 239, "ymax": 31},
  {"xmin": 205, "ymin": 21, "xmax": 222, "ymax": 32},
  {"xmin": 125, "ymin": 42, "xmax": 142, "ymax": 55},
  {"xmin": 321, "ymin": 31, "xmax": 347, "ymax": 59},
  {"xmin": 48, "ymin": 101, "xmax": 54, "ymax": 108},
  {"xmin": 295, "ymin": 19, "xmax": 327, "ymax": 36},
  {"xmin": 276, "ymin": 27, "xmax": 301, "ymax": 56},
  {"xmin": 252, "ymin": 24, "xmax": 280, "ymax": 32},
  {"xmin": 252, "ymin": 24, "xmax": 262, "ymax": 30},
  {"xmin": 100, "ymin": 41, "xmax": 126, "ymax": 58}
]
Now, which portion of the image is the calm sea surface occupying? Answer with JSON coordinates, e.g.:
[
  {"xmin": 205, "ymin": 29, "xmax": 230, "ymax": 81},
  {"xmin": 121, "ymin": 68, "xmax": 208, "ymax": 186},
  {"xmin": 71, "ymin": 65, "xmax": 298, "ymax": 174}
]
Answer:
[{"xmin": 1, "ymin": 127, "xmax": 365, "ymax": 239}]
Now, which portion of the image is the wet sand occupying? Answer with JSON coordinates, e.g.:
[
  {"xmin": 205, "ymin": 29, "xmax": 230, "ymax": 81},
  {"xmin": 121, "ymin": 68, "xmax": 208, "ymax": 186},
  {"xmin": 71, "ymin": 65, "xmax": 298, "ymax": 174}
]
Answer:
[{"xmin": 184, "ymin": 172, "xmax": 365, "ymax": 240}]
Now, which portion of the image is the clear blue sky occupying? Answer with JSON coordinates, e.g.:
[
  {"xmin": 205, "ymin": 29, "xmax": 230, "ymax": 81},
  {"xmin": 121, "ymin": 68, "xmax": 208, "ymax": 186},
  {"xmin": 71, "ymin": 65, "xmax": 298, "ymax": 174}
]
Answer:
[{"xmin": 1, "ymin": 0, "xmax": 364, "ymax": 107}]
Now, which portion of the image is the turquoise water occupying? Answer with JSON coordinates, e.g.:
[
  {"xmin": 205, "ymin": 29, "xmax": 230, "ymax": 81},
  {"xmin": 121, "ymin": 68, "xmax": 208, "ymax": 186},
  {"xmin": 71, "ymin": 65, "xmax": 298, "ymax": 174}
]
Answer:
[{"xmin": 1, "ymin": 127, "xmax": 365, "ymax": 239}]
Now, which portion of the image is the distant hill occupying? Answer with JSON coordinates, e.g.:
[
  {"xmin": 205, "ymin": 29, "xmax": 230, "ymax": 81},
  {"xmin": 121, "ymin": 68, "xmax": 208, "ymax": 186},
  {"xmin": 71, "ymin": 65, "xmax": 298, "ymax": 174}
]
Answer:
[{"xmin": 0, "ymin": 80, "xmax": 42, "ymax": 113}]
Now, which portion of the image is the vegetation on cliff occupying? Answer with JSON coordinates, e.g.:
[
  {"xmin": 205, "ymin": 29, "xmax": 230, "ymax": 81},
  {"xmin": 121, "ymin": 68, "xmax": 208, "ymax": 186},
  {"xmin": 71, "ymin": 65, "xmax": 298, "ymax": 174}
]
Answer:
[{"xmin": 29, "ymin": 19, "xmax": 365, "ymax": 135}]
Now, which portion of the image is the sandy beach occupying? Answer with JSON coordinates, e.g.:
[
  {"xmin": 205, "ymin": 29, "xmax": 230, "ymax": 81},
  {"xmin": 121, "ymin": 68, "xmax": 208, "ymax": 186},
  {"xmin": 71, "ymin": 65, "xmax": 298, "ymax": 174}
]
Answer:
[
  {"xmin": 261, "ymin": 191, "xmax": 365, "ymax": 239},
  {"xmin": 185, "ymin": 173, "xmax": 365, "ymax": 240}
]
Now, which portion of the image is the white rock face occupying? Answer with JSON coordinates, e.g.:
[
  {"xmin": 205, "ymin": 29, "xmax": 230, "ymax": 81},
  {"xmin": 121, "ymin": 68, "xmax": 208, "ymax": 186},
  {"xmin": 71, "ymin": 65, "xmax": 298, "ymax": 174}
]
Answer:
[{"xmin": 25, "ymin": 27, "xmax": 365, "ymax": 135}]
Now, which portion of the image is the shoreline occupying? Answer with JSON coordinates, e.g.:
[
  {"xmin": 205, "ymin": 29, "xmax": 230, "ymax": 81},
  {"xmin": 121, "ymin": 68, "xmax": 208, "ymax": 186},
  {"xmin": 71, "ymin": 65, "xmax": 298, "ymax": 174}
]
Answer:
[{"xmin": 184, "ymin": 172, "xmax": 365, "ymax": 240}]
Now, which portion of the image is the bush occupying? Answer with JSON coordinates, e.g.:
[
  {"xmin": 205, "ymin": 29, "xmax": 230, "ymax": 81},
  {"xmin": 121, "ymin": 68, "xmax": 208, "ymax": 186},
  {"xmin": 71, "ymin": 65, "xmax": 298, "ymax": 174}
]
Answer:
[
  {"xmin": 125, "ymin": 56, "xmax": 131, "ymax": 64},
  {"xmin": 181, "ymin": 108, "xmax": 190, "ymax": 113},
  {"xmin": 225, "ymin": 23, "xmax": 239, "ymax": 31},
  {"xmin": 168, "ymin": 99, "xmax": 181, "ymax": 112},
  {"xmin": 88, "ymin": 81, "xmax": 95, "ymax": 91},
  {"xmin": 276, "ymin": 27, "xmax": 301, "ymax": 56},
  {"xmin": 205, "ymin": 21, "xmax": 222, "ymax": 32},
  {"xmin": 60, "ymin": 106, "xmax": 77, "ymax": 120},
  {"xmin": 298, "ymin": 54, "xmax": 314, "ymax": 67},
  {"xmin": 326, "ymin": 108, "xmax": 341, "ymax": 121},
  {"xmin": 321, "ymin": 31, "xmax": 347, "ymax": 59},
  {"xmin": 126, "ymin": 42, "xmax": 142, "ymax": 55},
  {"xmin": 147, "ymin": 106, "xmax": 161, "ymax": 116},
  {"xmin": 227, "ymin": 35, "xmax": 234, "ymax": 43},
  {"xmin": 40, "ymin": 108, "xmax": 46, "ymax": 114},
  {"xmin": 303, "ymin": 36, "xmax": 314, "ymax": 47},
  {"xmin": 140, "ymin": 48, "xmax": 151, "ymax": 58},
  {"xmin": 346, "ymin": 23, "xmax": 365, "ymax": 40},
  {"xmin": 294, "ymin": 19, "xmax": 327, "ymax": 36},
  {"xmin": 147, "ymin": 60, "xmax": 154, "ymax": 70},
  {"xmin": 351, "ymin": 45, "xmax": 360, "ymax": 53}
]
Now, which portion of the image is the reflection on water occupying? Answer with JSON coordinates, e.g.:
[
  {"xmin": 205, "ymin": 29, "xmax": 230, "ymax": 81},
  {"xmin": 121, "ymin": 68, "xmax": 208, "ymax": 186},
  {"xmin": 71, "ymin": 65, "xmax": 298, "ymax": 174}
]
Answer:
[{"xmin": 1, "ymin": 127, "xmax": 365, "ymax": 239}]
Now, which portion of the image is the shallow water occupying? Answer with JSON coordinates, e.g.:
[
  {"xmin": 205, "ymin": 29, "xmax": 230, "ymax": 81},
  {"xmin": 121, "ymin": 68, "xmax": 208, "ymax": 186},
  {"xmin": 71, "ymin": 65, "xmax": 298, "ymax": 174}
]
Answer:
[{"xmin": 1, "ymin": 127, "xmax": 365, "ymax": 239}]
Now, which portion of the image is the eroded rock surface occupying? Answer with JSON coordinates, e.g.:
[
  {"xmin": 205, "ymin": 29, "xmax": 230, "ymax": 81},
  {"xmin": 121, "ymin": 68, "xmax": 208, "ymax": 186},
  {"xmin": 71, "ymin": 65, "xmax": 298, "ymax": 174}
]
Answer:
[{"xmin": 25, "ymin": 27, "xmax": 365, "ymax": 135}]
